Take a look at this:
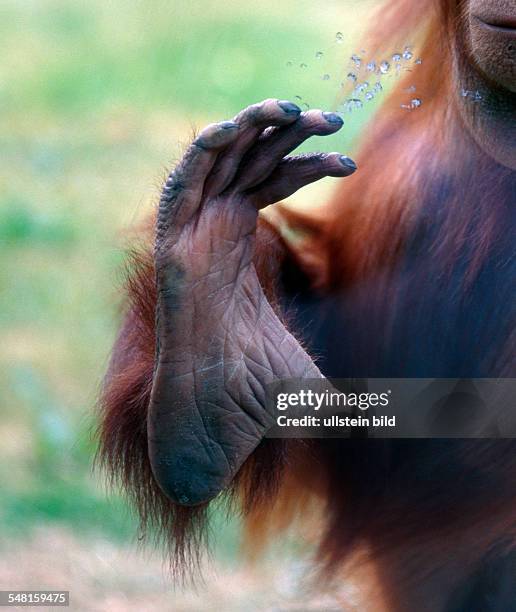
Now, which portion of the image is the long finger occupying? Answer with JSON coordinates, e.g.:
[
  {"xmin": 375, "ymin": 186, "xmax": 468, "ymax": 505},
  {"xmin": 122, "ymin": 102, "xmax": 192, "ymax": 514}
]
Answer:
[
  {"xmin": 246, "ymin": 152, "xmax": 357, "ymax": 209},
  {"xmin": 156, "ymin": 121, "xmax": 239, "ymax": 247},
  {"xmin": 235, "ymin": 111, "xmax": 345, "ymax": 191},
  {"xmin": 203, "ymin": 98, "xmax": 301, "ymax": 198}
]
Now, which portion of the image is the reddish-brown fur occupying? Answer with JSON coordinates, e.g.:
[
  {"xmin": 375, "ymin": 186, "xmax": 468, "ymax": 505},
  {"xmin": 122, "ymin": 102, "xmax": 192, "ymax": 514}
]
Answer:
[{"xmin": 97, "ymin": 0, "xmax": 516, "ymax": 599}]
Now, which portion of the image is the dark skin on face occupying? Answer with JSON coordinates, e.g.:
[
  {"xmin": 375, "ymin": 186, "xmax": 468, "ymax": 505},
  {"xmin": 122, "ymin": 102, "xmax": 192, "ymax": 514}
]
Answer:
[{"xmin": 460, "ymin": 0, "xmax": 516, "ymax": 167}]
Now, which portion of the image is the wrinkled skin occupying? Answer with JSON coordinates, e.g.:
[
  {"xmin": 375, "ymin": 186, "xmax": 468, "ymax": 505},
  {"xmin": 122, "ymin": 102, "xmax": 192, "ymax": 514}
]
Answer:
[
  {"xmin": 149, "ymin": 99, "xmax": 356, "ymax": 505},
  {"xmin": 148, "ymin": 0, "xmax": 515, "ymax": 507}
]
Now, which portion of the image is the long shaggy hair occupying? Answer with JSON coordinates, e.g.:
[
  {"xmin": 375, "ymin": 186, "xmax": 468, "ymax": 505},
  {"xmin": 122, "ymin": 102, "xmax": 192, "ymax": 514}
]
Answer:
[{"xmin": 97, "ymin": 0, "xmax": 516, "ymax": 593}]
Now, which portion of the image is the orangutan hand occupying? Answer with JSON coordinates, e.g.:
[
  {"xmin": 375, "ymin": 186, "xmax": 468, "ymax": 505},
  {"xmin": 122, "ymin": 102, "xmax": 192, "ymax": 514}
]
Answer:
[{"xmin": 149, "ymin": 98, "xmax": 357, "ymax": 505}]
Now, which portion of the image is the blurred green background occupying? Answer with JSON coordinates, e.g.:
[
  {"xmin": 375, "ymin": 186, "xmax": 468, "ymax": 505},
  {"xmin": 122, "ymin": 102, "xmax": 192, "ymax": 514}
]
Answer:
[{"xmin": 0, "ymin": 0, "xmax": 381, "ymax": 608}]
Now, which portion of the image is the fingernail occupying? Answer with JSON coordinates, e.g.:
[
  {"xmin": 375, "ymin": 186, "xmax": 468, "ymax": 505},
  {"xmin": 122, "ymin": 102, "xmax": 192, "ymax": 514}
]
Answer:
[
  {"xmin": 278, "ymin": 100, "xmax": 302, "ymax": 115},
  {"xmin": 339, "ymin": 156, "xmax": 357, "ymax": 171},
  {"xmin": 220, "ymin": 121, "xmax": 239, "ymax": 129},
  {"xmin": 323, "ymin": 112, "xmax": 344, "ymax": 125}
]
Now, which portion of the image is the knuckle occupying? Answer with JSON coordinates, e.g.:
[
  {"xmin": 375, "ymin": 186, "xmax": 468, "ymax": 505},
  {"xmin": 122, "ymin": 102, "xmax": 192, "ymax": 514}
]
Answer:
[
  {"xmin": 262, "ymin": 98, "xmax": 282, "ymax": 112},
  {"xmin": 315, "ymin": 153, "xmax": 330, "ymax": 168},
  {"xmin": 235, "ymin": 102, "xmax": 260, "ymax": 124},
  {"xmin": 299, "ymin": 111, "xmax": 326, "ymax": 131},
  {"xmin": 194, "ymin": 122, "xmax": 218, "ymax": 144},
  {"xmin": 298, "ymin": 110, "xmax": 342, "ymax": 135},
  {"xmin": 302, "ymin": 153, "xmax": 327, "ymax": 174},
  {"xmin": 238, "ymin": 99, "xmax": 299, "ymax": 127},
  {"xmin": 301, "ymin": 109, "xmax": 322, "ymax": 122},
  {"xmin": 249, "ymin": 99, "xmax": 285, "ymax": 123},
  {"xmin": 194, "ymin": 121, "xmax": 239, "ymax": 149},
  {"xmin": 246, "ymin": 100, "xmax": 269, "ymax": 122},
  {"xmin": 258, "ymin": 98, "xmax": 278, "ymax": 112}
]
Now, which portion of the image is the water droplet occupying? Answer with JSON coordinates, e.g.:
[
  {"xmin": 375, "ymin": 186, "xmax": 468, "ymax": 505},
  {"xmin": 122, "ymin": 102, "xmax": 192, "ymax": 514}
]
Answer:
[
  {"xmin": 404, "ymin": 85, "xmax": 417, "ymax": 93},
  {"xmin": 347, "ymin": 98, "xmax": 363, "ymax": 109},
  {"xmin": 367, "ymin": 61, "xmax": 376, "ymax": 72},
  {"xmin": 315, "ymin": 51, "xmax": 323, "ymax": 60},
  {"xmin": 295, "ymin": 95, "xmax": 302, "ymax": 101},
  {"xmin": 347, "ymin": 72, "xmax": 357, "ymax": 82},
  {"xmin": 460, "ymin": 88, "xmax": 481, "ymax": 101},
  {"xmin": 351, "ymin": 54, "xmax": 362, "ymax": 68},
  {"xmin": 335, "ymin": 32, "xmax": 344, "ymax": 43},
  {"xmin": 322, "ymin": 73, "xmax": 330, "ymax": 80},
  {"xmin": 300, "ymin": 63, "xmax": 308, "ymax": 68},
  {"xmin": 392, "ymin": 53, "xmax": 402, "ymax": 62},
  {"xmin": 403, "ymin": 47, "xmax": 413, "ymax": 60},
  {"xmin": 395, "ymin": 63, "xmax": 402, "ymax": 74},
  {"xmin": 380, "ymin": 60, "xmax": 390, "ymax": 74},
  {"xmin": 401, "ymin": 104, "xmax": 411, "ymax": 110},
  {"xmin": 410, "ymin": 98, "xmax": 422, "ymax": 108},
  {"xmin": 373, "ymin": 81, "xmax": 383, "ymax": 92},
  {"xmin": 415, "ymin": 58, "xmax": 422, "ymax": 64},
  {"xmin": 365, "ymin": 92, "xmax": 374, "ymax": 101},
  {"xmin": 286, "ymin": 61, "xmax": 293, "ymax": 67}
]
